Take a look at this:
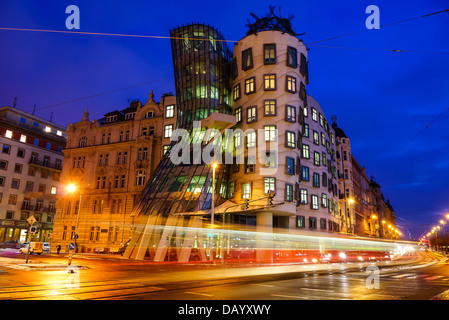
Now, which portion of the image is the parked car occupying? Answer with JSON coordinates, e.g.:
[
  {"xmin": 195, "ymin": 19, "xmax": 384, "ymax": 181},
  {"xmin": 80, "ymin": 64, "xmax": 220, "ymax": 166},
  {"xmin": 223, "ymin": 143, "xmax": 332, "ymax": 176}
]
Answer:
[
  {"xmin": 19, "ymin": 242, "xmax": 43, "ymax": 255},
  {"xmin": 0, "ymin": 240, "xmax": 21, "ymax": 249}
]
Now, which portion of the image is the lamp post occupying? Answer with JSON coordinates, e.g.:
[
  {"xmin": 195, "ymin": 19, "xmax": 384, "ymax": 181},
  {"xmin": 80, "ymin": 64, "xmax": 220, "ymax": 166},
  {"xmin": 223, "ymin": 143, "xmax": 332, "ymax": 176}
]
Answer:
[{"xmin": 347, "ymin": 198, "xmax": 354, "ymax": 234}]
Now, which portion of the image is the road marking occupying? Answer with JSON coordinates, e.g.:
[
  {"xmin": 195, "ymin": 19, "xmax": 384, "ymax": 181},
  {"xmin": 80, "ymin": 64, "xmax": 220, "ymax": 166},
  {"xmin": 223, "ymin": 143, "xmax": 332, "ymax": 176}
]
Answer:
[
  {"xmin": 255, "ymin": 284, "xmax": 275, "ymax": 287},
  {"xmin": 184, "ymin": 291, "xmax": 214, "ymax": 297},
  {"xmin": 301, "ymin": 288, "xmax": 334, "ymax": 292}
]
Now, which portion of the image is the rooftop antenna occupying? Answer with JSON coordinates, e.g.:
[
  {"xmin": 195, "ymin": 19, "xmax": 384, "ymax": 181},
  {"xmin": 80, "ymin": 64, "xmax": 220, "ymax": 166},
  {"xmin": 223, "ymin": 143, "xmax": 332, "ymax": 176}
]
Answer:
[
  {"xmin": 13, "ymin": 97, "xmax": 17, "ymax": 108},
  {"xmin": 50, "ymin": 112, "xmax": 53, "ymax": 122},
  {"xmin": 32, "ymin": 105, "xmax": 36, "ymax": 115}
]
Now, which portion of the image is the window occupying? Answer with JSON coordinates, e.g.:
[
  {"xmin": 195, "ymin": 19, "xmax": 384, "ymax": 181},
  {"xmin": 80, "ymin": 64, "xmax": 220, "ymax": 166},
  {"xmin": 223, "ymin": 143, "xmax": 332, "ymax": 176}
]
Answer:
[
  {"xmin": 285, "ymin": 184, "xmax": 293, "ymax": 202},
  {"xmin": 145, "ymin": 111, "xmax": 155, "ymax": 119},
  {"xmin": 242, "ymin": 48, "xmax": 253, "ymax": 70},
  {"xmin": 296, "ymin": 216, "xmax": 305, "ymax": 228},
  {"xmin": 164, "ymin": 125, "xmax": 173, "ymax": 138},
  {"xmin": 286, "ymin": 131, "xmax": 296, "ymax": 148},
  {"xmin": 286, "ymin": 76, "xmax": 296, "ymax": 93},
  {"xmin": 311, "ymin": 195, "xmax": 319, "ymax": 210},
  {"xmin": 245, "ymin": 77, "xmax": 256, "ymax": 94},
  {"xmin": 309, "ymin": 217, "xmax": 317, "ymax": 229},
  {"xmin": 287, "ymin": 46, "xmax": 298, "ymax": 68},
  {"xmin": 302, "ymin": 166, "xmax": 309, "ymax": 181},
  {"xmin": 303, "ymin": 124, "xmax": 309, "ymax": 138},
  {"xmin": 264, "ymin": 126, "xmax": 277, "ymax": 142},
  {"xmin": 299, "ymin": 82, "xmax": 306, "ymax": 101},
  {"xmin": 135, "ymin": 170, "xmax": 146, "ymax": 186},
  {"xmin": 234, "ymin": 131, "xmax": 242, "ymax": 148},
  {"xmin": 313, "ymin": 173, "xmax": 320, "ymax": 188},
  {"xmin": 300, "ymin": 53, "xmax": 308, "ymax": 76},
  {"xmin": 2, "ymin": 145, "xmax": 10, "ymax": 154},
  {"xmin": 78, "ymin": 137, "xmax": 87, "ymax": 147},
  {"xmin": 14, "ymin": 163, "xmax": 22, "ymax": 174},
  {"xmin": 5, "ymin": 130, "xmax": 13, "ymax": 138},
  {"xmin": 51, "ymin": 186, "xmax": 57, "ymax": 195},
  {"xmin": 264, "ymin": 177, "xmax": 276, "ymax": 195},
  {"xmin": 20, "ymin": 135, "xmax": 27, "ymax": 143},
  {"xmin": 320, "ymin": 218, "xmax": 327, "ymax": 230},
  {"xmin": 263, "ymin": 44, "xmax": 276, "ymax": 64},
  {"xmin": 285, "ymin": 105, "xmax": 296, "ymax": 122},
  {"xmin": 264, "ymin": 151, "xmax": 276, "ymax": 168},
  {"xmin": 11, "ymin": 179, "xmax": 20, "ymax": 189},
  {"xmin": 319, "ymin": 113, "xmax": 324, "ymax": 127},
  {"xmin": 8, "ymin": 195, "xmax": 17, "ymax": 205},
  {"xmin": 302, "ymin": 144, "xmax": 310, "ymax": 159},
  {"xmin": 0, "ymin": 160, "xmax": 8, "ymax": 170},
  {"xmin": 322, "ymin": 193, "xmax": 328, "ymax": 208},
  {"xmin": 231, "ymin": 58, "xmax": 238, "ymax": 78},
  {"xmin": 286, "ymin": 157, "xmax": 295, "ymax": 175},
  {"xmin": 244, "ymin": 157, "xmax": 256, "ymax": 173},
  {"xmin": 263, "ymin": 99, "xmax": 276, "ymax": 116},
  {"xmin": 241, "ymin": 183, "xmax": 252, "ymax": 199},
  {"xmin": 235, "ymin": 107, "xmax": 242, "ymax": 123},
  {"xmin": 313, "ymin": 131, "xmax": 319, "ymax": 145},
  {"xmin": 233, "ymin": 84, "xmax": 241, "ymax": 101},
  {"xmin": 247, "ymin": 106, "xmax": 257, "ymax": 123},
  {"xmin": 6, "ymin": 211, "xmax": 14, "ymax": 220},
  {"xmin": 300, "ymin": 189, "xmax": 308, "ymax": 204},
  {"xmin": 166, "ymin": 105, "xmax": 175, "ymax": 118},
  {"xmin": 311, "ymin": 108, "xmax": 317, "ymax": 122},
  {"xmin": 314, "ymin": 152, "xmax": 320, "ymax": 166},
  {"xmin": 263, "ymin": 74, "xmax": 276, "ymax": 90}
]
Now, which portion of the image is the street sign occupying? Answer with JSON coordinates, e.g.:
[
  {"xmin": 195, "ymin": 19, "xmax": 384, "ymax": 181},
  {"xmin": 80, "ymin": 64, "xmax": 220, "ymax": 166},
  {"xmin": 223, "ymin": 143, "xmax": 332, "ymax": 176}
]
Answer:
[
  {"xmin": 69, "ymin": 243, "xmax": 76, "ymax": 250},
  {"xmin": 30, "ymin": 226, "xmax": 37, "ymax": 234},
  {"xmin": 74, "ymin": 234, "xmax": 79, "ymax": 240},
  {"xmin": 27, "ymin": 216, "xmax": 36, "ymax": 226}
]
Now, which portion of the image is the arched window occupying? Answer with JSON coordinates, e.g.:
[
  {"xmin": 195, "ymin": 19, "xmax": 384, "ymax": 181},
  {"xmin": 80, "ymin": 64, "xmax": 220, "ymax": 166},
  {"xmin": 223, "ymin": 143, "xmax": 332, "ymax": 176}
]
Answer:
[{"xmin": 145, "ymin": 111, "xmax": 155, "ymax": 118}]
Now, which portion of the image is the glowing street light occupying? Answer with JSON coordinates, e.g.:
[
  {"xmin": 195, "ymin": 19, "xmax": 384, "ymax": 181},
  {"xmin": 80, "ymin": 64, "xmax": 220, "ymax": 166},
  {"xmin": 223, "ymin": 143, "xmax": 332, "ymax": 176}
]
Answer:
[{"xmin": 66, "ymin": 183, "xmax": 82, "ymax": 258}]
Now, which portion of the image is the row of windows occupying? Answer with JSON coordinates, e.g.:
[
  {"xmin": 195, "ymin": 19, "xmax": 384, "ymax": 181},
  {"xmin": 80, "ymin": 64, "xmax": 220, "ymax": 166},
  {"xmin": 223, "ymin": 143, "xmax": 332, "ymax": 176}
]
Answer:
[
  {"xmin": 296, "ymin": 216, "xmax": 340, "ymax": 232},
  {"xmin": 0, "ymin": 176, "xmax": 58, "ymax": 194},
  {"xmin": 3, "ymin": 210, "xmax": 53, "ymax": 223},
  {"xmin": 232, "ymin": 75, "xmax": 306, "ymax": 100},
  {"xmin": 95, "ymin": 170, "xmax": 146, "ymax": 189},
  {"xmin": 234, "ymin": 102, "xmax": 304, "ymax": 124},
  {"xmin": 3, "ymin": 129, "xmax": 63, "ymax": 153},
  {"xmin": 233, "ymin": 44, "xmax": 307, "ymax": 76}
]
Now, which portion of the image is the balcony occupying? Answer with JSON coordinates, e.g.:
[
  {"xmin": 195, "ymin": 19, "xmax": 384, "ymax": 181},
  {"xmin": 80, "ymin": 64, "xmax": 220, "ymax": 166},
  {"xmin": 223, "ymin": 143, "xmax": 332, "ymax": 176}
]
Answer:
[{"xmin": 29, "ymin": 158, "xmax": 62, "ymax": 171}]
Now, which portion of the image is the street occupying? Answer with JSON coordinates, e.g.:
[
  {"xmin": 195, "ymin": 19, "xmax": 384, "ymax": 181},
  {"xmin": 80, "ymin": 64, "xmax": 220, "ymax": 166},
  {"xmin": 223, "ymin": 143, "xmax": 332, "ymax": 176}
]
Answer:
[{"xmin": 0, "ymin": 249, "xmax": 448, "ymax": 300}]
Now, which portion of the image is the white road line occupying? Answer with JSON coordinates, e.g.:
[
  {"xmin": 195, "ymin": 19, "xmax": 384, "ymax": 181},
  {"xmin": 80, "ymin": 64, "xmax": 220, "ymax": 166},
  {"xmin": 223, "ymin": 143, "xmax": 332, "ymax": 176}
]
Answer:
[
  {"xmin": 271, "ymin": 294, "xmax": 310, "ymax": 299},
  {"xmin": 391, "ymin": 274, "xmax": 414, "ymax": 279},
  {"xmin": 301, "ymin": 288, "xmax": 334, "ymax": 292}
]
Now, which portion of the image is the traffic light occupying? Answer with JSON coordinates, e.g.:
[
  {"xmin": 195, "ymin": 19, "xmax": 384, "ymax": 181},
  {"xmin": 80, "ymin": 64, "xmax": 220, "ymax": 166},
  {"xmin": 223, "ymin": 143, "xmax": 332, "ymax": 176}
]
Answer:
[
  {"xmin": 244, "ymin": 199, "xmax": 249, "ymax": 210},
  {"xmin": 30, "ymin": 226, "xmax": 37, "ymax": 234}
]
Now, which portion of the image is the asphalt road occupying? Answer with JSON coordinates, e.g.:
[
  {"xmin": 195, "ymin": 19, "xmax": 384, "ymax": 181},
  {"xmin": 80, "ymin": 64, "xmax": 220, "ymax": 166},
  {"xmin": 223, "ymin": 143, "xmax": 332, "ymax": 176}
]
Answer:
[{"xmin": 0, "ymin": 249, "xmax": 447, "ymax": 300}]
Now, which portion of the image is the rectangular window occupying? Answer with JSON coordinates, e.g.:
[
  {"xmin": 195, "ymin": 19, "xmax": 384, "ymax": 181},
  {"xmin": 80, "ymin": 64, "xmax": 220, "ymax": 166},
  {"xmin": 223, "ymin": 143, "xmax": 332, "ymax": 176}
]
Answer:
[
  {"xmin": 302, "ymin": 144, "xmax": 310, "ymax": 159},
  {"xmin": 303, "ymin": 124, "xmax": 309, "ymax": 137},
  {"xmin": 235, "ymin": 107, "xmax": 242, "ymax": 123},
  {"xmin": 245, "ymin": 77, "xmax": 256, "ymax": 94},
  {"xmin": 286, "ymin": 157, "xmax": 295, "ymax": 175},
  {"xmin": 164, "ymin": 125, "xmax": 173, "ymax": 138},
  {"xmin": 320, "ymin": 218, "xmax": 327, "ymax": 230},
  {"xmin": 286, "ymin": 75, "xmax": 297, "ymax": 93},
  {"xmin": 285, "ymin": 105, "xmax": 296, "ymax": 122},
  {"xmin": 242, "ymin": 48, "xmax": 253, "ymax": 70},
  {"xmin": 241, "ymin": 182, "xmax": 252, "ymax": 199},
  {"xmin": 263, "ymin": 44, "xmax": 276, "ymax": 64},
  {"xmin": 300, "ymin": 189, "xmax": 308, "ymax": 204},
  {"xmin": 264, "ymin": 99, "xmax": 276, "ymax": 116},
  {"xmin": 263, "ymin": 177, "xmax": 276, "ymax": 195},
  {"xmin": 263, "ymin": 74, "xmax": 276, "ymax": 90},
  {"xmin": 286, "ymin": 131, "xmax": 296, "ymax": 148},
  {"xmin": 299, "ymin": 82, "xmax": 306, "ymax": 101},
  {"xmin": 285, "ymin": 184, "xmax": 294, "ymax": 202},
  {"xmin": 233, "ymin": 84, "xmax": 241, "ymax": 101},
  {"xmin": 287, "ymin": 46, "xmax": 298, "ymax": 68},
  {"xmin": 302, "ymin": 166, "xmax": 309, "ymax": 181},
  {"xmin": 244, "ymin": 156, "xmax": 255, "ymax": 173},
  {"xmin": 313, "ymin": 131, "xmax": 319, "ymax": 145},
  {"xmin": 311, "ymin": 196, "xmax": 319, "ymax": 210},
  {"xmin": 314, "ymin": 151, "xmax": 320, "ymax": 166},
  {"xmin": 322, "ymin": 193, "xmax": 328, "ymax": 208},
  {"xmin": 311, "ymin": 108, "xmax": 317, "ymax": 122},
  {"xmin": 264, "ymin": 126, "xmax": 277, "ymax": 142},
  {"xmin": 296, "ymin": 216, "xmax": 305, "ymax": 228},
  {"xmin": 313, "ymin": 173, "xmax": 320, "ymax": 188},
  {"xmin": 247, "ymin": 106, "xmax": 257, "ymax": 123},
  {"xmin": 166, "ymin": 105, "xmax": 175, "ymax": 118}
]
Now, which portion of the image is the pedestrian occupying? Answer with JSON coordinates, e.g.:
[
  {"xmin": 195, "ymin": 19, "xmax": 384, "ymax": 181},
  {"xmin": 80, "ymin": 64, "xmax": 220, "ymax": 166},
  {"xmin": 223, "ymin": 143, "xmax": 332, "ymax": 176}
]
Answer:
[{"xmin": 57, "ymin": 245, "xmax": 61, "ymax": 255}]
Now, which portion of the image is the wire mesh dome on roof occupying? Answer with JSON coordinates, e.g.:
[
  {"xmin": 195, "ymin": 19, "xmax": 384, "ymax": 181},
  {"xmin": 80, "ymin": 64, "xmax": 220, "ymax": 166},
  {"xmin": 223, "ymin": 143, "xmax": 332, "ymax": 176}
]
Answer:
[{"xmin": 245, "ymin": 6, "xmax": 299, "ymax": 37}]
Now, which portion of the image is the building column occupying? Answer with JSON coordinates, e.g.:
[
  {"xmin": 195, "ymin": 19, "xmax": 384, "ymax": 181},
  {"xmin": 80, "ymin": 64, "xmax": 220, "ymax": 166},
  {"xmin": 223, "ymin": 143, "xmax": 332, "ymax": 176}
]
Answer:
[{"xmin": 256, "ymin": 211, "xmax": 273, "ymax": 263}]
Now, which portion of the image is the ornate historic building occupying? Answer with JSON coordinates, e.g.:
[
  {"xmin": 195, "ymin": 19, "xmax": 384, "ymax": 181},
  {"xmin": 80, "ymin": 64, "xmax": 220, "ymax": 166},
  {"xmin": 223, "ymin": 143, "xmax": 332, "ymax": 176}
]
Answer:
[{"xmin": 52, "ymin": 92, "xmax": 177, "ymax": 253}]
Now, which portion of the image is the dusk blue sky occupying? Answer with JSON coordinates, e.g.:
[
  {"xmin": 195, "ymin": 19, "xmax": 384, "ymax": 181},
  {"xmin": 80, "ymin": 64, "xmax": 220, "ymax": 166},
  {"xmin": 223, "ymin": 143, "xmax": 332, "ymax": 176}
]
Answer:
[{"xmin": 1, "ymin": 0, "xmax": 448, "ymax": 239}]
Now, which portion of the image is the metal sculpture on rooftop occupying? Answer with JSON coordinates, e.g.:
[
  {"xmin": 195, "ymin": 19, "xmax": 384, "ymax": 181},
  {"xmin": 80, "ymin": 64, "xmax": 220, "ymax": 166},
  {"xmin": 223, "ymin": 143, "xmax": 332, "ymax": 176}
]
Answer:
[{"xmin": 246, "ymin": 6, "xmax": 298, "ymax": 36}]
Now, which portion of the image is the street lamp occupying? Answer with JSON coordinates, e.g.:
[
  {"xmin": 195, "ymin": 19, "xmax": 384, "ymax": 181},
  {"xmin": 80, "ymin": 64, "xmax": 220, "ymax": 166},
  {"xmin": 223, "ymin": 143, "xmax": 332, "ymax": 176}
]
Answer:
[{"xmin": 210, "ymin": 163, "xmax": 217, "ymax": 262}]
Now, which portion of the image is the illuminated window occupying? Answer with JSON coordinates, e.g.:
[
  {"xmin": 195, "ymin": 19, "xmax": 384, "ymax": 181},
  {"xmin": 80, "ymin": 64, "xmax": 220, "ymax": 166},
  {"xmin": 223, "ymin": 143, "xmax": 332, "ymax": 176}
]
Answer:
[
  {"xmin": 297, "ymin": 216, "xmax": 305, "ymax": 228},
  {"xmin": 300, "ymin": 189, "xmax": 308, "ymax": 204},
  {"xmin": 263, "ymin": 44, "xmax": 276, "ymax": 64},
  {"xmin": 235, "ymin": 107, "xmax": 242, "ymax": 123},
  {"xmin": 264, "ymin": 100, "xmax": 276, "ymax": 116},
  {"xmin": 45, "ymin": 126, "xmax": 51, "ymax": 133},
  {"xmin": 311, "ymin": 196, "xmax": 319, "ymax": 210},
  {"xmin": 287, "ymin": 46, "xmax": 298, "ymax": 68},
  {"xmin": 233, "ymin": 84, "xmax": 241, "ymax": 101},
  {"xmin": 286, "ymin": 76, "xmax": 296, "ymax": 93},
  {"xmin": 246, "ymin": 131, "xmax": 256, "ymax": 148},
  {"xmin": 286, "ymin": 131, "xmax": 295, "ymax": 148},
  {"xmin": 313, "ymin": 173, "xmax": 320, "ymax": 188},
  {"xmin": 246, "ymin": 106, "xmax": 257, "ymax": 123},
  {"xmin": 166, "ymin": 105, "xmax": 175, "ymax": 118},
  {"xmin": 245, "ymin": 77, "xmax": 256, "ymax": 94},
  {"xmin": 314, "ymin": 152, "xmax": 320, "ymax": 166},
  {"xmin": 57, "ymin": 130, "xmax": 62, "ymax": 136},
  {"xmin": 285, "ymin": 184, "xmax": 294, "ymax": 202},
  {"xmin": 20, "ymin": 134, "xmax": 26, "ymax": 143},
  {"xmin": 264, "ymin": 126, "xmax": 276, "ymax": 142},
  {"xmin": 51, "ymin": 187, "xmax": 57, "ymax": 195},
  {"xmin": 322, "ymin": 193, "xmax": 328, "ymax": 208},
  {"xmin": 286, "ymin": 105, "xmax": 296, "ymax": 122},
  {"xmin": 241, "ymin": 183, "xmax": 252, "ymax": 199},
  {"xmin": 164, "ymin": 125, "xmax": 173, "ymax": 138},
  {"xmin": 311, "ymin": 108, "xmax": 317, "ymax": 122},
  {"xmin": 263, "ymin": 177, "xmax": 276, "ymax": 194},
  {"xmin": 5, "ymin": 130, "xmax": 12, "ymax": 138},
  {"xmin": 263, "ymin": 74, "xmax": 276, "ymax": 90}
]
